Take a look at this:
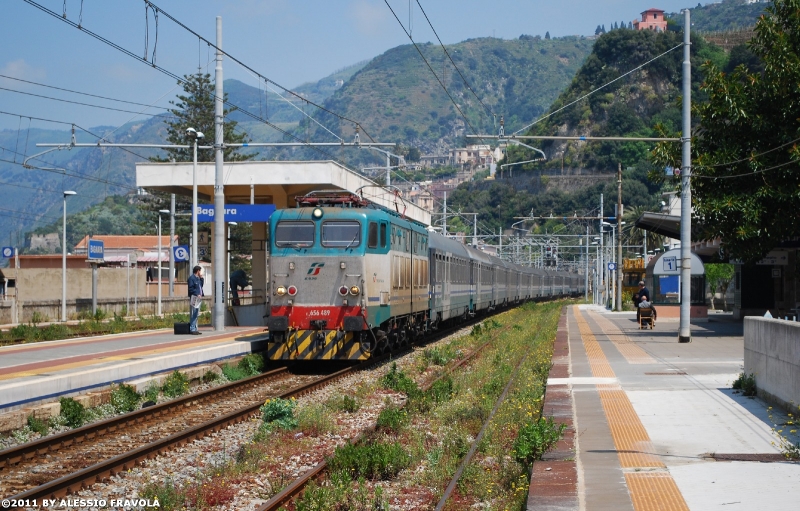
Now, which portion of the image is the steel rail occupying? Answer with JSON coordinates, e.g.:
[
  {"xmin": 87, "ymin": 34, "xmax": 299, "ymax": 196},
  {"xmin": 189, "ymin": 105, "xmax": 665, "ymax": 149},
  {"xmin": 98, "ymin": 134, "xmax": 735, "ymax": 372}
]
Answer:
[
  {"xmin": 5, "ymin": 366, "xmax": 357, "ymax": 507},
  {"xmin": 0, "ymin": 367, "xmax": 289, "ymax": 470}
]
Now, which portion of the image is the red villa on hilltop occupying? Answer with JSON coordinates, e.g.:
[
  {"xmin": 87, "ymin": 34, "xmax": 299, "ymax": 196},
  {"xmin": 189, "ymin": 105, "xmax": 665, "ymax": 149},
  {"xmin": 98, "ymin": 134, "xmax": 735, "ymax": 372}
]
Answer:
[{"xmin": 634, "ymin": 8, "xmax": 668, "ymax": 31}]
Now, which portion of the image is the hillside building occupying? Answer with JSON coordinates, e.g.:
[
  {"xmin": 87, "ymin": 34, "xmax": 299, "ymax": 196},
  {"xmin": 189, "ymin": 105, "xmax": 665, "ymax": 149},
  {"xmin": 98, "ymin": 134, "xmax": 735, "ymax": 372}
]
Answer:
[{"xmin": 633, "ymin": 8, "xmax": 667, "ymax": 31}]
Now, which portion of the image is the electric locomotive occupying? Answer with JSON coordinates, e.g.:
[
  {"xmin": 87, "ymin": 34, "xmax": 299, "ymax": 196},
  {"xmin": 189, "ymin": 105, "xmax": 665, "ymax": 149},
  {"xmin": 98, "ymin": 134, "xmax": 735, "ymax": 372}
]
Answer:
[{"xmin": 265, "ymin": 191, "xmax": 430, "ymax": 360}]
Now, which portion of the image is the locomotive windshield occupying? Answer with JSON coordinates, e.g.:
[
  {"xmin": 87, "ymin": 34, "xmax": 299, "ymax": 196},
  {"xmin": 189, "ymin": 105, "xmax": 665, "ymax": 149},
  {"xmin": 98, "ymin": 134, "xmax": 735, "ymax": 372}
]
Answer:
[
  {"xmin": 321, "ymin": 221, "xmax": 361, "ymax": 248},
  {"xmin": 275, "ymin": 221, "xmax": 315, "ymax": 247}
]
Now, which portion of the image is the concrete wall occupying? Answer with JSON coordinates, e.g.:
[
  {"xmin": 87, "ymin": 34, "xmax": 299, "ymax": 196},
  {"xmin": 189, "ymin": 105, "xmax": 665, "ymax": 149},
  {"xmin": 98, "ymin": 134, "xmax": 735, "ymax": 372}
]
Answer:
[
  {"xmin": 0, "ymin": 296, "xmax": 204, "ymax": 324},
  {"xmin": 15, "ymin": 267, "xmax": 148, "ymax": 301},
  {"xmin": 744, "ymin": 317, "xmax": 800, "ymax": 412}
]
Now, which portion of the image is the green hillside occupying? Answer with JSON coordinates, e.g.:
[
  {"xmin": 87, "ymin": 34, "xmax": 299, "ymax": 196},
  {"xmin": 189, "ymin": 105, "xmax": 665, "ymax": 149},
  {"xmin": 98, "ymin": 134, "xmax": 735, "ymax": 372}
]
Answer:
[
  {"xmin": 445, "ymin": 28, "xmax": 728, "ymax": 235},
  {"xmin": 669, "ymin": 0, "xmax": 771, "ymax": 31},
  {"xmin": 312, "ymin": 36, "xmax": 593, "ymax": 154}
]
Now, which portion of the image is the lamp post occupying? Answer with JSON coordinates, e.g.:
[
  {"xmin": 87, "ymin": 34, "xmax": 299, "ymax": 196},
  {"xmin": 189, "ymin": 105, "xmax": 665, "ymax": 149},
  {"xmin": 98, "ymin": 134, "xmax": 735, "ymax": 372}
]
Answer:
[
  {"xmin": 185, "ymin": 128, "xmax": 204, "ymax": 269},
  {"xmin": 62, "ymin": 190, "xmax": 77, "ymax": 322},
  {"xmin": 157, "ymin": 209, "xmax": 170, "ymax": 316}
]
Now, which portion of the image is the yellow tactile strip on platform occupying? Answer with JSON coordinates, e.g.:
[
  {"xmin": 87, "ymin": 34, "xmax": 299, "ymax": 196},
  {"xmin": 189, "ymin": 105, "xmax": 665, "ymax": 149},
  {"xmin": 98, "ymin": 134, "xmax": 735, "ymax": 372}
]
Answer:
[
  {"xmin": 626, "ymin": 472, "xmax": 690, "ymax": 511},
  {"xmin": 588, "ymin": 313, "xmax": 656, "ymax": 364},
  {"xmin": 574, "ymin": 307, "xmax": 689, "ymax": 511}
]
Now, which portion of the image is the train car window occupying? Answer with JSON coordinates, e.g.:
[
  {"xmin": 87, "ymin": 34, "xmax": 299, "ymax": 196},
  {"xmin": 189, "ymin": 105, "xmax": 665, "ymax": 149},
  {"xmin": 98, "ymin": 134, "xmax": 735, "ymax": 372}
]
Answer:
[
  {"xmin": 380, "ymin": 222, "xmax": 387, "ymax": 248},
  {"xmin": 368, "ymin": 222, "xmax": 378, "ymax": 248},
  {"xmin": 275, "ymin": 221, "xmax": 315, "ymax": 247},
  {"xmin": 321, "ymin": 221, "xmax": 361, "ymax": 247}
]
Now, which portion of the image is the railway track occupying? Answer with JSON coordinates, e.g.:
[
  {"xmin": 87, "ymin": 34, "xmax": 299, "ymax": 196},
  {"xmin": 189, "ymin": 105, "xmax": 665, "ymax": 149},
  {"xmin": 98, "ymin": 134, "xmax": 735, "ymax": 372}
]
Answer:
[
  {"xmin": 0, "ymin": 365, "xmax": 360, "ymax": 508},
  {"xmin": 255, "ymin": 324, "xmax": 509, "ymax": 511}
]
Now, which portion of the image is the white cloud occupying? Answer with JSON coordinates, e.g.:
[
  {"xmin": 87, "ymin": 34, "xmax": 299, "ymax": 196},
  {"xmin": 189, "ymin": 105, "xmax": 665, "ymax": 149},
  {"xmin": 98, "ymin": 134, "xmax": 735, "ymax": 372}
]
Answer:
[
  {"xmin": 0, "ymin": 60, "xmax": 46, "ymax": 84},
  {"xmin": 349, "ymin": 0, "xmax": 390, "ymax": 37}
]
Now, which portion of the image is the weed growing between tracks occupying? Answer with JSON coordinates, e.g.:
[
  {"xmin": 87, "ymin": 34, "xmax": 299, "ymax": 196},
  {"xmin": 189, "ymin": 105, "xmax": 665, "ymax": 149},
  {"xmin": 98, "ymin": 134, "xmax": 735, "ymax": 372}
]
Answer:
[{"xmin": 289, "ymin": 301, "xmax": 566, "ymax": 510}]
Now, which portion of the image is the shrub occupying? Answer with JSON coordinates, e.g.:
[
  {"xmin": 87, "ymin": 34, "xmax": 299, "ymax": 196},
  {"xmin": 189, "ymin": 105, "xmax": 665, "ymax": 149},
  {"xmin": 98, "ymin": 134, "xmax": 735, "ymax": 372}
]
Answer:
[
  {"xmin": 428, "ymin": 376, "xmax": 455, "ymax": 404},
  {"xmin": 380, "ymin": 363, "xmax": 421, "ymax": 399},
  {"xmin": 143, "ymin": 381, "xmax": 160, "ymax": 403},
  {"xmin": 31, "ymin": 311, "xmax": 45, "ymax": 325},
  {"xmin": 110, "ymin": 383, "xmax": 141, "ymax": 413},
  {"xmin": 732, "ymin": 372, "xmax": 756, "ymax": 396},
  {"xmin": 59, "ymin": 397, "xmax": 86, "ymax": 428},
  {"xmin": 202, "ymin": 370, "xmax": 220, "ymax": 383},
  {"xmin": 221, "ymin": 363, "xmax": 249, "ymax": 382},
  {"xmin": 423, "ymin": 346, "xmax": 455, "ymax": 366},
  {"xmin": 337, "ymin": 395, "xmax": 360, "ymax": 413},
  {"xmin": 513, "ymin": 417, "xmax": 566, "ymax": 466},
  {"xmin": 161, "ymin": 371, "xmax": 189, "ymax": 398},
  {"xmin": 327, "ymin": 441, "xmax": 411, "ymax": 480},
  {"xmin": 376, "ymin": 405, "xmax": 407, "ymax": 433},
  {"xmin": 260, "ymin": 398, "xmax": 297, "ymax": 431},
  {"xmin": 140, "ymin": 478, "xmax": 185, "ymax": 510},
  {"xmin": 26, "ymin": 415, "xmax": 49, "ymax": 436},
  {"xmin": 238, "ymin": 353, "xmax": 265, "ymax": 376}
]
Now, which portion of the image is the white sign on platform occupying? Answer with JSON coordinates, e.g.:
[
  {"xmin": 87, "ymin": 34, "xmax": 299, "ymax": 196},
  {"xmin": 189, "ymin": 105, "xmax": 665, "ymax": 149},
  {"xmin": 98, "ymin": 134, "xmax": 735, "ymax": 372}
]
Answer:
[{"xmin": 662, "ymin": 256, "xmax": 677, "ymax": 272}]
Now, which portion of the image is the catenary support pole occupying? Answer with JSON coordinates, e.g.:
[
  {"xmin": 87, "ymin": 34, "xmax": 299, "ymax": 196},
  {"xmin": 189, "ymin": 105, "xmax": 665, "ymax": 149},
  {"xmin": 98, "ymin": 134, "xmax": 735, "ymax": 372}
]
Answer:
[
  {"xmin": 585, "ymin": 225, "xmax": 589, "ymax": 301},
  {"xmin": 169, "ymin": 194, "xmax": 175, "ymax": 297},
  {"xmin": 617, "ymin": 163, "xmax": 623, "ymax": 311},
  {"xmin": 213, "ymin": 16, "xmax": 226, "ymax": 331},
  {"xmin": 599, "ymin": 193, "xmax": 604, "ymax": 307},
  {"xmin": 679, "ymin": 8, "xmax": 692, "ymax": 343}
]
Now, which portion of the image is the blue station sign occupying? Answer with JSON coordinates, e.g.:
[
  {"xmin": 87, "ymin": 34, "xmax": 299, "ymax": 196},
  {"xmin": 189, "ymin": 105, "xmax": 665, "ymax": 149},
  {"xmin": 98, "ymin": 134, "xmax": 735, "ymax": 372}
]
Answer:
[
  {"xmin": 196, "ymin": 204, "xmax": 275, "ymax": 223},
  {"xmin": 88, "ymin": 239, "xmax": 104, "ymax": 260}
]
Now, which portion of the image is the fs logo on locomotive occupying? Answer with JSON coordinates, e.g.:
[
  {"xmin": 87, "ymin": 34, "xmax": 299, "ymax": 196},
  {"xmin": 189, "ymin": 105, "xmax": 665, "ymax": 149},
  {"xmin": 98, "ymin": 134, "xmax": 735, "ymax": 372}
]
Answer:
[{"xmin": 305, "ymin": 262, "xmax": 324, "ymax": 280}]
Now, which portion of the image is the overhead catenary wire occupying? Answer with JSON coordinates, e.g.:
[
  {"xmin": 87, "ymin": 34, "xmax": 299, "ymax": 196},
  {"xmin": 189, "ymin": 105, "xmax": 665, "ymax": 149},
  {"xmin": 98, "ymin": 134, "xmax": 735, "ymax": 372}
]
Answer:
[
  {"xmin": 141, "ymin": 0, "xmax": 379, "ymax": 144},
  {"xmin": 383, "ymin": 0, "xmax": 483, "ymax": 140},
  {"xmin": 512, "ymin": 43, "xmax": 683, "ymax": 135},
  {"xmin": 414, "ymin": 0, "xmax": 494, "ymax": 119},
  {"xmin": 0, "ymin": 86, "xmax": 175, "ymax": 118},
  {"xmin": 0, "ymin": 74, "xmax": 173, "ymax": 111},
  {"xmin": 22, "ymin": 0, "xmax": 363, "ymax": 168}
]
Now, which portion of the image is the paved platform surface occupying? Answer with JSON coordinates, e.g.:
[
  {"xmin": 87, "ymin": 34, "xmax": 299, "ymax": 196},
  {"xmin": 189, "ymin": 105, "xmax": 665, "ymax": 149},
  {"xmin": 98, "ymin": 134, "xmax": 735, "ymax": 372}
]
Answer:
[
  {"xmin": 0, "ymin": 325, "xmax": 266, "ymax": 411},
  {"xmin": 529, "ymin": 304, "xmax": 799, "ymax": 511}
]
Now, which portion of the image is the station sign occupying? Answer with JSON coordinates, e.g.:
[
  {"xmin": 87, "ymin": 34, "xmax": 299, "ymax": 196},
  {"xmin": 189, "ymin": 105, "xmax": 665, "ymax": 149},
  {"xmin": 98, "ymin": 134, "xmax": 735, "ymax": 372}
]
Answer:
[
  {"xmin": 607, "ymin": 262, "xmax": 617, "ymax": 271},
  {"xmin": 174, "ymin": 245, "xmax": 189, "ymax": 262},
  {"xmin": 1, "ymin": 247, "xmax": 13, "ymax": 258},
  {"xmin": 88, "ymin": 239, "xmax": 104, "ymax": 260},
  {"xmin": 196, "ymin": 204, "xmax": 275, "ymax": 223}
]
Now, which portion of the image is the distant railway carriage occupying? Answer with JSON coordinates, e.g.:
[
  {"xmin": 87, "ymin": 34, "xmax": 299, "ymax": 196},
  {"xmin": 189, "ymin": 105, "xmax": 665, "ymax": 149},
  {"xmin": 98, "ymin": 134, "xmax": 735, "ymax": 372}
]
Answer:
[{"xmin": 264, "ymin": 191, "xmax": 584, "ymax": 361}]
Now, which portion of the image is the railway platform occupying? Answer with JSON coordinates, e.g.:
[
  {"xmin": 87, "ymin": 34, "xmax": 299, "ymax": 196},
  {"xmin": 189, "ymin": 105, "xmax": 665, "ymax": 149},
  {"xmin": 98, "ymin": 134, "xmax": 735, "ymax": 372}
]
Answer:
[
  {"xmin": 529, "ymin": 304, "xmax": 799, "ymax": 511},
  {"xmin": 0, "ymin": 325, "xmax": 267, "ymax": 417}
]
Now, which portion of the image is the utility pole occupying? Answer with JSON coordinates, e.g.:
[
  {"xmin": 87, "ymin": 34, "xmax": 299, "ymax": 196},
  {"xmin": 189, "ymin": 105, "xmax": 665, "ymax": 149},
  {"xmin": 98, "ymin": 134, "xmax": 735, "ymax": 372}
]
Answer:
[
  {"xmin": 599, "ymin": 193, "xmax": 604, "ymax": 307},
  {"xmin": 617, "ymin": 163, "xmax": 623, "ymax": 311},
  {"xmin": 213, "ymin": 16, "xmax": 226, "ymax": 331},
  {"xmin": 585, "ymin": 225, "xmax": 589, "ymax": 301},
  {"xmin": 169, "ymin": 194, "xmax": 175, "ymax": 297},
  {"xmin": 679, "ymin": 8, "xmax": 692, "ymax": 343}
]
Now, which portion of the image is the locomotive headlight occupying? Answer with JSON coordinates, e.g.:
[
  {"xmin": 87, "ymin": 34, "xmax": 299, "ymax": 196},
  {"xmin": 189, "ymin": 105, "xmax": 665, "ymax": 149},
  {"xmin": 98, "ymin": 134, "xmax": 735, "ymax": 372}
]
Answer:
[
  {"xmin": 289, "ymin": 262, "xmax": 295, "ymax": 270},
  {"xmin": 338, "ymin": 286, "xmax": 349, "ymax": 296},
  {"xmin": 312, "ymin": 208, "xmax": 323, "ymax": 220},
  {"xmin": 340, "ymin": 261, "xmax": 346, "ymax": 269},
  {"xmin": 276, "ymin": 286, "xmax": 287, "ymax": 296},
  {"xmin": 349, "ymin": 285, "xmax": 360, "ymax": 296},
  {"xmin": 288, "ymin": 285, "xmax": 298, "ymax": 296}
]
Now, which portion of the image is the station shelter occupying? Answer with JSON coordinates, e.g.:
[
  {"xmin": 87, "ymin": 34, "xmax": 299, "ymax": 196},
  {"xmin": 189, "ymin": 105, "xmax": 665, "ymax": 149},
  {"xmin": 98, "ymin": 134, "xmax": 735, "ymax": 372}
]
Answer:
[
  {"xmin": 646, "ymin": 248, "xmax": 707, "ymax": 320},
  {"xmin": 135, "ymin": 160, "xmax": 431, "ymax": 325}
]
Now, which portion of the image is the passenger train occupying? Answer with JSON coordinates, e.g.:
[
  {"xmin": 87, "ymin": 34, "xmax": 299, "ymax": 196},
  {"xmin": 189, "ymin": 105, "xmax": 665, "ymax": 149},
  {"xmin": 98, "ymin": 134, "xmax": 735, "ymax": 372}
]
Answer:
[{"xmin": 264, "ymin": 191, "xmax": 584, "ymax": 360}]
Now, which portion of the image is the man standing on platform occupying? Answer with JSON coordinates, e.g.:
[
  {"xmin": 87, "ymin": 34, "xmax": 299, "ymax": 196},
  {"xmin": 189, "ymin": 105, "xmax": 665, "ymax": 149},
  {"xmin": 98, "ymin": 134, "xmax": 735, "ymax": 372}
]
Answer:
[{"xmin": 188, "ymin": 265, "xmax": 204, "ymax": 334}]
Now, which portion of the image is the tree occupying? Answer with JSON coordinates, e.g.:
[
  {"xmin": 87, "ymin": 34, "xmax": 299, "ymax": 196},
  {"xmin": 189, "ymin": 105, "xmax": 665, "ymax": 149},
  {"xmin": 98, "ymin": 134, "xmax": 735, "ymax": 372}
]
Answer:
[
  {"xmin": 705, "ymin": 263, "xmax": 734, "ymax": 310},
  {"xmin": 652, "ymin": 0, "xmax": 800, "ymax": 263},
  {"xmin": 545, "ymin": 31, "xmax": 551, "ymax": 40},
  {"xmin": 141, "ymin": 72, "xmax": 255, "ymax": 247},
  {"xmin": 595, "ymin": 25, "xmax": 603, "ymax": 35}
]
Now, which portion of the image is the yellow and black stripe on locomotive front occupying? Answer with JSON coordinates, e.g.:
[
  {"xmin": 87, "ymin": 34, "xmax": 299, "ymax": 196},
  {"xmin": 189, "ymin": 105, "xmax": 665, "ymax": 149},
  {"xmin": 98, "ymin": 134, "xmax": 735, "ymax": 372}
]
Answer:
[{"xmin": 267, "ymin": 330, "xmax": 369, "ymax": 360}]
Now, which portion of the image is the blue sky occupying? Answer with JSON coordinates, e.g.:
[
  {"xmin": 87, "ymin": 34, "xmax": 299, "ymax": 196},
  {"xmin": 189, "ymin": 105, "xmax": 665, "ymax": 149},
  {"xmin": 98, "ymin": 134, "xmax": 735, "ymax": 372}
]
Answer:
[{"xmin": 1, "ymin": 0, "xmax": 699, "ymax": 131}]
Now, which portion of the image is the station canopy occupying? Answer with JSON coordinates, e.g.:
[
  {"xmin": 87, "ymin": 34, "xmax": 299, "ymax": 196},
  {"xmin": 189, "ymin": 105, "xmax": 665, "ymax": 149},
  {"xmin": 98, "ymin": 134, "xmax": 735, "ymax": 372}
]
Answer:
[{"xmin": 135, "ymin": 160, "xmax": 431, "ymax": 226}]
